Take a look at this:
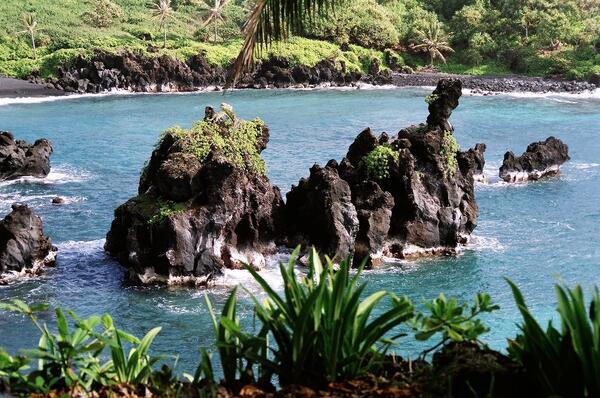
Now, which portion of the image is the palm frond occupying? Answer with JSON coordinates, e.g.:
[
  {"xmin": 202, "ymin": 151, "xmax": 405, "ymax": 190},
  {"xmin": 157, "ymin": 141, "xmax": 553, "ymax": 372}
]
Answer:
[{"xmin": 227, "ymin": 0, "xmax": 341, "ymax": 87}]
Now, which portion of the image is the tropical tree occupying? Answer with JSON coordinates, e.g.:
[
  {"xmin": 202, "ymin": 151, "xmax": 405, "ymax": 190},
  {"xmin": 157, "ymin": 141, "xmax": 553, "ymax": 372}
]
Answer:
[
  {"xmin": 19, "ymin": 13, "xmax": 39, "ymax": 60},
  {"xmin": 152, "ymin": 0, "xmax": 174, "ymax": 48},
  {"xmin": 227, "ymin": 0, "xmax": 341, "ymax": 86},
  {"xmin": 413, "ymin": 20, "xmax": 454, "ymax": 65},
  {"xmin": 199, "ymin": 0, "xmax": 228, "ymax": 43}
]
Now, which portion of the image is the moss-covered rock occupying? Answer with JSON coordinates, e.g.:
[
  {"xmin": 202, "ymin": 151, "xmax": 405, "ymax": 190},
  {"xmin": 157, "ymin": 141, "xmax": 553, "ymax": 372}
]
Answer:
[{"xmin": 105, "ymin": 105, "xmax": 283, "ymax": 285}]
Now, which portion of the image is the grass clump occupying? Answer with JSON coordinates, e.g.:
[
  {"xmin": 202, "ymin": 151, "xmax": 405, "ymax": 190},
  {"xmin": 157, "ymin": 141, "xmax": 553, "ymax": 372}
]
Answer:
[
  {"xmin": 164, "ymin": 104, "xmax": 267, "ymax": 176},
  {"xmin": 440, "ymin": 131, "xmax": 460, "ymax": 178},
  {"xmin": 207, "ymin": 247, "xmax": 416, "ymax": 386},
  {"xmin": 148, "ymin": 199, "xmax": 186, "ymax": 226},
  {"xmin": 507, "ymin": 280, "xmax": 600, "ymax": 397},
  {"xmin": 360, "ymin": 144, "xmax": 399, "ymax": 180}
]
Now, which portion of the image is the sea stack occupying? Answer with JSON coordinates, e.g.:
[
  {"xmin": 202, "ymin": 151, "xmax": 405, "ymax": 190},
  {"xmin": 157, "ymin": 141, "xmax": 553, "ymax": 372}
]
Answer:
[
  {"xmin": 500, "ymin": 137, "xmax": 569, "ymax": 182},
  {"xmin": 0, "ymin": 204, "xmax": 57, "ymax": 280},
  {"xmin": 105, "ymin": 105, "xmax": 283, "ymax": 285},
  {"xmin": 0, "ymin": 131, "xmax": 53, "ymax": 180},
  {"xmin": 284, "ymin": 79, "xmax": 485, "ymax": 265}
]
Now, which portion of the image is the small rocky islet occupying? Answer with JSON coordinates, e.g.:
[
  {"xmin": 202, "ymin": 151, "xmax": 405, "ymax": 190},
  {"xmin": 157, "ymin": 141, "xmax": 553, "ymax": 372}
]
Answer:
[
  {"xmin": 0, "ymin": 133, "xmax": 56, "ymax": 282},
  {"xmin": 103, "ymin": 78, "xmax": 570, "ymax": 284},
  {"xmin": 0, "ymin": 79, "xmax": 572, "ymax": 283}
]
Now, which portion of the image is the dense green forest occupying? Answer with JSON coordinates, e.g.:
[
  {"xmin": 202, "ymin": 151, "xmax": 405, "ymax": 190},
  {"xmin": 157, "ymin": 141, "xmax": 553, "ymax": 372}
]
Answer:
[{"xmin": 0, "ymin": 0, "xmax": 599, "ymax": 81}]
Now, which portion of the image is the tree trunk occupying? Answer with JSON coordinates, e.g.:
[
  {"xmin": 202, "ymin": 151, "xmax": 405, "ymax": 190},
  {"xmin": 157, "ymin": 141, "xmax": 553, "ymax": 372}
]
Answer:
[{"xmin": 30, "ymin": 32, "xmax": 37, "ymax": 60}]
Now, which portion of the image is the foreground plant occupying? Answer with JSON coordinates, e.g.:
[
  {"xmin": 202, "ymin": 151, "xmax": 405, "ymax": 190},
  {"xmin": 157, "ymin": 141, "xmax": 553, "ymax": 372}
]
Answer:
[
  {"xmin": 410, "ymin": 292, "xmax": 499, "ymax": 357},
  {"xmin": 228, "ymin": 0, "xmax": 342, "ymax": 85},
  {"xmin": 508, "ymin": 280, "xmax": 600, "ymax": 397},
  {"xmin": 0, "ymin": 300, "xmax": 164, "ymax": 395},
  {"xmin": 206, "ymin": 247, "xmax": 415, "ymax": 387}
]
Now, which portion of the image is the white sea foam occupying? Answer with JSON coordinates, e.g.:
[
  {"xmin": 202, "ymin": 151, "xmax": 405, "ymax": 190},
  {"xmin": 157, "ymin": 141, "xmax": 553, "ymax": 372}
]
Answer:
[
  {"xmin": 56, "ymin": 239, "xmax": 106, "ymax": 254},
  {"xmin": 575, "ymin": 163, "xmax": 600, "ymax": 170},
  {"xmin": 467, "ymin": 234, "xmax": 506, "ymax": 252},
  {"xmin": 0, "ymin": 165, "xmax": 92, "ymax": 187},
  {"xmin": 2, "ymin": 84, "xmax": 597, "ymax": 107}
]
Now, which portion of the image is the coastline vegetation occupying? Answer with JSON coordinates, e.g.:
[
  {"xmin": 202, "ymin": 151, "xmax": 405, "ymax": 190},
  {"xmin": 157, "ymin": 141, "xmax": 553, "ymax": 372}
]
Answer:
[
  {"xmin": 1, "ymin": 247, "xmax": 600, "ymax": 397},
  {"xmin": 0, "ymin": 0, "xmax": 598, "ymax": 82}
]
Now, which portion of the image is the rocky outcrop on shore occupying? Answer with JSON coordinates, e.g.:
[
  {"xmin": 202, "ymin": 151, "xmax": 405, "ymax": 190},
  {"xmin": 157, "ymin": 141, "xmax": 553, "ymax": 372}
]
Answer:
[
  {"xmin": 0, "ymin": 131, "xmax": 53, "ymax": 180},
  {"xmin": 104, "ymin": 105, "xmax": 283, "ymax": 284},
  {"xmin": 500, "ymin": 137, "xmax": 570, "ymax": 182},
  {"xmin": 0, "ymin": 204, "xmax": 57, "ymax": 279},
  {"xmin": 285, "ymin": 79, "xmax": 483, "ymax": 265},
  {"xmin": 48, "ymin": 51, "xmax": 390, "ymax": 94},
  {"xmin": 393, "ymin": 72, "xmax": 597, "ymax": 93},
  {"xmin": 460, "ymin": 143, "xmax": 487, "ymax": 183}
]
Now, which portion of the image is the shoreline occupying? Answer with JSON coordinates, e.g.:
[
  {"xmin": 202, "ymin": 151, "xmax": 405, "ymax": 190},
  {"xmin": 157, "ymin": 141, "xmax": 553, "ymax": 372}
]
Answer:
[
  {"xmin": 0, "ymin": 76, "xmax": 67, "ymax": 98},
  {"xmin": 0, "ymin": 72, "xmax": 598, "ymax": 101}
]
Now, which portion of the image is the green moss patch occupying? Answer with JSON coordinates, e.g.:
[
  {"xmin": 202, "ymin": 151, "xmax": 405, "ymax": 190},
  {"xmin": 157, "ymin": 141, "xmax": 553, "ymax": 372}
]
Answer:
[
  {"xmin": 360, "ymin": 144, "xmax": 399, "ymax": 180},
  {"xmin": 159, "ymin": 105, "xmax": 267, "ymax": 176}
]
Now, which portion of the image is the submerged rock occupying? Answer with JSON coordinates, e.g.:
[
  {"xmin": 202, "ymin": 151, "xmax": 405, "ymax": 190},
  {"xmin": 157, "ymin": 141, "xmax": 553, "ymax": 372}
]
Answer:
[
  {"xmin": 499, "ymin": 137, "xmax": 569, "ymax": 182},
  {"xmin": 0, "ymin": 131, "xmax": 53, "ymax": 180},
  {"xmin": 105, "ymin": 105, "xmax": 283, "ymax": 284},
  {"xmin": 0, "ymin": 204, "xmax": 57, "ymax": 279},
  {"xmin": 285, "ymin": 79, "xmax": 483, "ymax": 264}
]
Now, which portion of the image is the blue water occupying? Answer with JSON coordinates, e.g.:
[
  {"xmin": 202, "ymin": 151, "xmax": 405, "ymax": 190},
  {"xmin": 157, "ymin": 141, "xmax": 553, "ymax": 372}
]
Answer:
[{"xmin": 0, "ymin": 88, "xmax": 599, "ymax": 373}]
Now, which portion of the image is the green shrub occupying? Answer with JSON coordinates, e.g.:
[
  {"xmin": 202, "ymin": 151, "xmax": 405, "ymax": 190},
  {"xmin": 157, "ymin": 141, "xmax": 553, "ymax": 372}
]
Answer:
[
  {"xmin": 307, "ymin": 0, "xmax": 399, "ymax": 49},
  {"xmin": 507, "ymin": 280, "xmax": 600, "ymax": 397},
  {"xmin": 84, "ymin": 0, "xmax": 124, "ymax": 28},
  {"xmin": 0, "ymin": 300, "xmax": 164, "ymax": 395},
  {"xmin": 360, "ymin": 144, "xmax": 399, "ymax": 180},
  {"xmin": 160, "ymin": 104, "xmax": 267, "ymax": 176},
  {"xmin": 440, "ymin": 131, "xmax": 460, "ymax": 178},
  {"xmin": 208, "ymin": 247, "xmax": 415, "ymax": 387},
  {"xmin": 148, "ymin": 199, "xmax": 186, "ymax": 225},
  {"xmin": 410, "ymin": 293, "xmax": 499, "ymax": 356}
]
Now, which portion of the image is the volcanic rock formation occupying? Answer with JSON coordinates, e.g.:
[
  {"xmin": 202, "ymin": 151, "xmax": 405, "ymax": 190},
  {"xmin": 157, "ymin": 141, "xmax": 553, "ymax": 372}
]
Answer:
[
  {"xmin": 285, "ymin": 79, "xmax": 485, "ymax": 265},
  {"xmin": 49, "ymin": 51, "xmax": 390, "ymax": 94},
  {"xmin": 0, "ymin": 131, "xmax": 53, "ymax": 180},
  {"xmin": 0, "ymin": 204, "xmax": 57, "ymax": 279},
  {"xmin": 499, "ymin": 137, "xmax": 569, "ymax": 182},
  {"xmin": 104, "ymin": 105, "xmax": 283, "ymax": 284}
]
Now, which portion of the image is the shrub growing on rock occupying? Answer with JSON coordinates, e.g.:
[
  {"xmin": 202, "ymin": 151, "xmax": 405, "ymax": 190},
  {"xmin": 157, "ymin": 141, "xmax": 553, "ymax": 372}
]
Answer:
[{"xmin": 359, "ymin": 144, "xmax": 398, "ymax": 180}]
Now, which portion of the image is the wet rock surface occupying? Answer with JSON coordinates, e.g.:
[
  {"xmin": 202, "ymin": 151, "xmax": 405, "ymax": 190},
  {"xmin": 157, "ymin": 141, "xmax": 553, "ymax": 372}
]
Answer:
[
  {"xmin": 0, "ymin": 204, "xmax": 57, "ymax": 278},
  {"xmin": 0, "ymin": 131, "xmax": 53, "ymax": 180},
  {"xmin": 500, "ymin": 137, "xmax": 570, "ymax": 182},
  {"xmin": 285, "ymin": 79, "xmax": 483, "ymax": 264},
  {"xmin": 104, "ymin": 106, "xmax": 283, "ymax": 283}
]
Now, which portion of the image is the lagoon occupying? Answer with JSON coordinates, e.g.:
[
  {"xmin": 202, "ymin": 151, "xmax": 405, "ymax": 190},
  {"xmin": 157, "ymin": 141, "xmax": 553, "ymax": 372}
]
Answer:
[{"xmin": 0, "ymin": 87, "xmax": 599, "ymax": 372}]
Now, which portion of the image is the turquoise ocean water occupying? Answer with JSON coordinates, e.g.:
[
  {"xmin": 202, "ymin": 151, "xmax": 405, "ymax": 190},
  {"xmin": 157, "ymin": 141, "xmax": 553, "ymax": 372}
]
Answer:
[{"xmin": 0, "ymin": 87, "xmax": 599, "ymax": 372}]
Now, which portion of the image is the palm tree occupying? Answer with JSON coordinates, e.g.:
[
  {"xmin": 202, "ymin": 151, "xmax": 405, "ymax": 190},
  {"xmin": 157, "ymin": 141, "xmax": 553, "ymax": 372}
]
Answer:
[
  {"xmin": 20, "ymin": 13, "xmax": 39, "ymax": 60},
  {"xmin": 227, "ymin": 0, "xmax": 341, "ymax": 87},
  {"xmin": 413, "ymin": 21, "xmax": 454, "ymax": 66},
  {"xmin": 152, "ymin": 0, "xmax": 173, "ymax": 48},
  {"xmin": 199, "ymin": 0, "xmax": 228, "ymax": 44}
]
